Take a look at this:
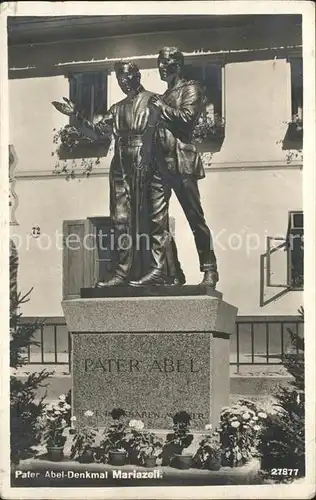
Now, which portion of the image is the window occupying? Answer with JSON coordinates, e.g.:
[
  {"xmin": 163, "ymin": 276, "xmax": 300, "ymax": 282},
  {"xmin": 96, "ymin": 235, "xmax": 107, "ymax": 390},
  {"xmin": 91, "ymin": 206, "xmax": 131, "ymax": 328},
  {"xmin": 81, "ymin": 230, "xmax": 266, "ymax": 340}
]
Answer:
[
  {"xmin": 57, "ymin": 71, "xmax": 110, "ymax": 159},
  {"xmin": 283, "ymin": 57, "xmax": 303, "ymax": 148},
  {"xmin": 290, "ymin": 58, "xmax": 303, "ymax": 123},
  {"xmin": 182, "ymin": 63, "xmax": 225, "ymax": 151},
  {"xmin": 62, "ymin": 217, "xmax": 116, "ymax": 299},
  {"xmin": 265, "ymin": 211, "xmax": 303, "ymax": 291},
  {"xmin": 69, "ymin": 71, "xmax": 108, "ymax": 127},
  {"xmin": 287, "ymin": 211, "xmax": 304, "ymax": 289},
  {"xmin": 9, "ymin": 145, "xmax": 18, "ymax": 226}
]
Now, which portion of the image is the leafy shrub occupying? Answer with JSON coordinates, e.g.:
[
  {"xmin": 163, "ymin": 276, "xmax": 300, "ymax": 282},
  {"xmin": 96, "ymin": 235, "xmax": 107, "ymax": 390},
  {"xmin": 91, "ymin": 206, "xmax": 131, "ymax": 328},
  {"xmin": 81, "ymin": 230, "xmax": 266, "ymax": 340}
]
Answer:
[
  {"xmin": 10, "ymin": 242, "xmax": 50, "ymax": 465},
  {"xmin": 258, "ymin": 308, "xmax": 305, "ymax": 480}
]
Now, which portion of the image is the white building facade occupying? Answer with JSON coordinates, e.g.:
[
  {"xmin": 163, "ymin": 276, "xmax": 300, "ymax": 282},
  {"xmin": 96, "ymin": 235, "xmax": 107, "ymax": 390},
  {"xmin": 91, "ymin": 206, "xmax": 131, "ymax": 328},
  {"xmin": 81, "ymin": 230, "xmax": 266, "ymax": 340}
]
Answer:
[{"xmin": 8, "ymin": 15, "xmax": 304, "ymax": 367}]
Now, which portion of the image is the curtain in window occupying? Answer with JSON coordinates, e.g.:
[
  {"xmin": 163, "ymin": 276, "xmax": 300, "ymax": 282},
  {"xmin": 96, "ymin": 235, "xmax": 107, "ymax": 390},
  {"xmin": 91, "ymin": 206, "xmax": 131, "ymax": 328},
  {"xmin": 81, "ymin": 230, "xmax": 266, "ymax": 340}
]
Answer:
[
  {"xmin": 69, "ymin": 71, "xmax": 107, "ymax": 121},
  {"xmin": 182, "ymin": 63, "xmax": 222, "ymax": 119}
]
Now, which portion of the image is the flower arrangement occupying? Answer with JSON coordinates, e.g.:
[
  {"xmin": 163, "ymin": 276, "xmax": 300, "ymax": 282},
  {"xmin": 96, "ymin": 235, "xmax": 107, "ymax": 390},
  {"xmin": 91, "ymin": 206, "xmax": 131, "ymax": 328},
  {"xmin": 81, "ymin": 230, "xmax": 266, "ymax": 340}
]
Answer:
[
  {"xmin": 193, "ymin": 113, "xmax": 225, "ymax": 143},
  {"xmin": 279, "ymin": 111, "xmax": 303, "ymax": 154},
  {"xmin": 219, "ymin": 399, "xmax": 267, "ymax": 468},
  {"xmin": 99, "ymin": 408, "xmax": 129, "ymax": 463},
  {"xmin": 164, "ymin": 411, "xmax": 194, "ymax": 469},
  {"xmin": 41, "ymin": 395, "xmax": 71, "ymax": 448},
  {"xmin": 290, "ymin": 110, "xmax": 303, "ymax": 131},
  {"xmin": 53, "ymin": 125, "xmax": 92, "ymax": 152},
  {"xmin": 193, "ymin": 424, "xmax": 222, "ymax": 470},
  {"xmin": 200, "ymin": 151, "xmax": 214, "ymax": 168},
  {"xmin": 125, "ymin": 419, "xmax": 164, "ymax": 466},
  {"xmin": 69, "ymin": 411, "xmax": 99, "ymax": 463},
  {"xmin": 169, "ymin": 411, "xmax": 193, "ymax": 452},
  {"xmin": 52, "ymin": 125, "xmax": 112, "ymax": 179},
  {"xmin": 138, "ymin": 432, "xmax": 164, "ymax": 462},
  {"xmin": 125, "ymin": 419, "xmax": 145, "ymax": 463}
]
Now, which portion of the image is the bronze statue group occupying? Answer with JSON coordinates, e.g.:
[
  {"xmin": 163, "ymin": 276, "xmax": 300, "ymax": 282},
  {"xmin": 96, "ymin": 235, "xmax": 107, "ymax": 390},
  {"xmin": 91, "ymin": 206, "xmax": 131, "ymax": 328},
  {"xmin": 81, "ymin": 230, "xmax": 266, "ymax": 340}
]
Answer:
[{"xmin": 53, "ymin": 47, "xmax": 219, "ymax": 288}]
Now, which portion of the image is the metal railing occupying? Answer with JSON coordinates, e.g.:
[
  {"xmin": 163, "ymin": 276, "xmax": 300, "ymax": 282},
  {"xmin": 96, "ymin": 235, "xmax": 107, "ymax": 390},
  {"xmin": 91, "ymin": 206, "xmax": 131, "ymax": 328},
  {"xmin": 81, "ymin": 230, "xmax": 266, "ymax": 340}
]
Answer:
[
  {"xmin": 20, "ymin": 319, "xmax": 72, "ymax": 372},
  {"xmin": 21, "ymin": 316, "xmax": 304, "ymax": 373},
  {"xmin": 231, "ymin": 316, "xmax": 303, "ymax": 373}
]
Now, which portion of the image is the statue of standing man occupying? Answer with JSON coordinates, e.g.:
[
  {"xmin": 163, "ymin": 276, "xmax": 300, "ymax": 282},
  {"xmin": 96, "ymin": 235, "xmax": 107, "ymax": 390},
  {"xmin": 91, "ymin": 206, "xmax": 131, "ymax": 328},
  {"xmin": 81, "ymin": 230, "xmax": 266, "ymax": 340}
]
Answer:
[
  {"xmin": 130, "ymin": 47, "xmax": 219, "ymax": 288},
  {"xmin": 52, "ymin": 61, "xmax": 185, "ymax": 286}
]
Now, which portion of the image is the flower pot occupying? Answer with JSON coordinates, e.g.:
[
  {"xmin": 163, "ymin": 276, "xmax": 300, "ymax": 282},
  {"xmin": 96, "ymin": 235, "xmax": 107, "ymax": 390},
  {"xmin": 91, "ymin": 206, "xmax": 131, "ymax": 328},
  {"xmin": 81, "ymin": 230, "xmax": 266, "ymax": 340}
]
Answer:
[
  {"xmin": 144, "ymin": 455, "xmax": 157, "ymax": 468},
  {"xmin": 47, "ymin": 445, "xmax": 64, "ymax": 462},
  {"xmin": 173, "ymin": 453, "xmax": 193, "ymax": 470},
  {"xmin": 128, "ymin": 449, "xmax": 140, "ymax": 465},
  {"xmin": 235, "ymin": 459, "xmax": 245, "ymax": 468},
  {"xmin": 78, "ymin": 448, "xmax": 95, "ymax": 463},
  {"xmin": 109, "ymin": 450, "xmax": 127, "ymax": 466},
  {"xmin": 207, "ymin": 456, "xmax": 221, "ymax": 471}
]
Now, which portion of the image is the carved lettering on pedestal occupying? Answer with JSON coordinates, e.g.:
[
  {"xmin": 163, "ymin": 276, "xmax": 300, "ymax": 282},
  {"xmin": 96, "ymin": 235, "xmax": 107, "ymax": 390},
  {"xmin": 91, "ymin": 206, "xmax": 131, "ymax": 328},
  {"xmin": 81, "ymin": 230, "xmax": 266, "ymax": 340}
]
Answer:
[{"xmin": 84, "ymin": 357, "xmax": 201, "ymax": 374}]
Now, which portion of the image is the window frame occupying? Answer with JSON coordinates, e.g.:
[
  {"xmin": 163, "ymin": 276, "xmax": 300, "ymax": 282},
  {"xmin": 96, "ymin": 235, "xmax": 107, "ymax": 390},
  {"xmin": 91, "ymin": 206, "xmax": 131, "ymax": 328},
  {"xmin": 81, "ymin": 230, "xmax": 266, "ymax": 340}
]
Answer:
[
  {"xmin": 182, "ymin": 59, "xmax": 225, "ymax": 152},
  {"xmin": 282, "ymin": 55, "xmax": 303, "ymax": 149},
  {"xmin": 289, "ymin": 57, "xmax": 303, "ymax": 123},
  {"xmin": 9, "ymin": 144, "xmax": 19, "ymax": 226},
  {"xmin": 265, "ymin": 210, "xmax": 304, "ymax": 291},
  {"xmin": 88, "ymin": 216, "xmax": 117, "ymax": 285},
  {"xmin": 57, "ymin": 69, "xmax": 111, "ymax": 159},
  {"xmin": 286, "ymin": 210, "xmax": 304, "ymax": 291},
  {"xmin": 68, "ymin": 70, "xmax": 109, "ymax": 125}
]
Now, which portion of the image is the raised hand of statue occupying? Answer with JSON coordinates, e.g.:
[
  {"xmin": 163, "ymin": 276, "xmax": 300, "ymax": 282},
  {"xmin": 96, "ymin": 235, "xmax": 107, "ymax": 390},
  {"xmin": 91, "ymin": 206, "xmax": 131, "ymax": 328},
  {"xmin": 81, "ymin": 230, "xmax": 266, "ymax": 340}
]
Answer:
[
  {"xmin": 51, "ymin": 97, "xmax": 76, "ymax": 116},
  {"xmin": 149, "ymin": 95, "xmax": 165, "ymax": 110}
]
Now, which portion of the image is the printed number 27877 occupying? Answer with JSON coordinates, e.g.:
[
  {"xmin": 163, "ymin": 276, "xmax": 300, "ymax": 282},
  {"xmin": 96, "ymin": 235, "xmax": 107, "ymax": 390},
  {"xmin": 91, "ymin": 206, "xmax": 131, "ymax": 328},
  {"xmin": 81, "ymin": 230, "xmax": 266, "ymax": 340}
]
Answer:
[{"xmin": 271, "ymin": 468, "xmax": 299, "ymax": 476}]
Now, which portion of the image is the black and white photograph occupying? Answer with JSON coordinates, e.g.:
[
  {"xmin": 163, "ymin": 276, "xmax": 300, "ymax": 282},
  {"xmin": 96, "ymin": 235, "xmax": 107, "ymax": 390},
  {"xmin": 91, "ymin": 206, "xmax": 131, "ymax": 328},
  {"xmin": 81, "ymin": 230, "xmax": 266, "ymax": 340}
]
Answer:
[{"xmin": 0, "ymin": 1, "xmax": 315, "ymax": 499}]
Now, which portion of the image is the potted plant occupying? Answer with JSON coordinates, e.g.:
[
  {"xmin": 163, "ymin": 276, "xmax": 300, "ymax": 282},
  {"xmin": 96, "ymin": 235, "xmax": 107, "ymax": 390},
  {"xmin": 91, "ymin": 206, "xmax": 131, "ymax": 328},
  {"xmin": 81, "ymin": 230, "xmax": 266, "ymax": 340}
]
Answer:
[
  {"xmin": 100, "ymin": 408, "xmax": 129, "ymax": 465},
  {"xmin": 192, "ymin": 112, "xmax": 225, "ymax": 153},
  {"xmin": 124, "ymin": 419, "xmax": 145, "ymax": 464},
  {"xmin": 193, "ymin": 424, "xmax": 222, "ymax": 470},
  {"xmin": 126, "ymin": 420, "xmax": 164, "ymax": 467},
  {"xmin": 69, "ymin": 411, "xmax": 99, "ymax": 463},
  {"xmin": 219, "ymin": 400, "xmax": 267, "ymax": 468},
  {"xmin": 193, "ymin": 113, "xmax": 225, "ymax": 143},
  {"xmin": 41, "ymin": 396, "xmax": 71, "ymax": 461},
  {"xmin": 52, "ymin": 124, "xmax": 112, "ymax": 179},
  {"xmin": 140, "ymin": 432, "xmax": 164, "ymax": 468},
  {"xmin": 166, "ymin": 411, "xmax": 194, "ymax": 469}
]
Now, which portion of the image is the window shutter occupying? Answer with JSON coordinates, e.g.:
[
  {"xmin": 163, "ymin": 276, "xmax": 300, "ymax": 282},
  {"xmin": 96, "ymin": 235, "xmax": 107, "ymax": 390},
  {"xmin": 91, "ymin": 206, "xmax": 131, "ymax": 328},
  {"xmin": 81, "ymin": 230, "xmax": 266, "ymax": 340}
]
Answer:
[
  {"xmin": 88, "ymin": 217, "xmax": 117, "ymax": 284},
  {"xmin": 63, "ymin": 219, "xmax": 95, "ymax": 299},
  {"xmin": 266, "ymin": 236, "xmax": 289, "ymax": 288},
  {"xmin": 204, "ymin": 64, "xmax": 222, "ymax": 116}
]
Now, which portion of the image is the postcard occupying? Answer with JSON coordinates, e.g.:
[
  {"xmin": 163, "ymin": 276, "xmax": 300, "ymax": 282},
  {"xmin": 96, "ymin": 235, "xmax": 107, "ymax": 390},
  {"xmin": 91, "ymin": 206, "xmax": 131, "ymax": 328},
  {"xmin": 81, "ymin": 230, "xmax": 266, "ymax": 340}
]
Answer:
[{"xmin": 0, "ymin": 1, "xmax": 315, "ymax": 499}]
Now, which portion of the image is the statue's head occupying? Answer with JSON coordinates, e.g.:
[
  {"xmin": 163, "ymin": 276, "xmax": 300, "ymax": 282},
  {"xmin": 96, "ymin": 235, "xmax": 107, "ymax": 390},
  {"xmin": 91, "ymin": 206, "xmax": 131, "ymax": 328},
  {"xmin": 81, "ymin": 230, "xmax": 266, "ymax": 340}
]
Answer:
[
  {"xmin": 157, "ymin": 47, "xmax": 184, "ymax": 83},
  {"xmin": 114, "ymin": 60, "xmax": 141, "ymax": 95}
]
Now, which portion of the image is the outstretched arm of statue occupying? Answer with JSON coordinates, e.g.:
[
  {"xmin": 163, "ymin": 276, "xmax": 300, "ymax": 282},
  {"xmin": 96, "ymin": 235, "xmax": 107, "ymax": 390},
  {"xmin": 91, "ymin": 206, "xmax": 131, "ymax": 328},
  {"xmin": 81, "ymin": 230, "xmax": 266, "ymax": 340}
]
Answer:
[
  {"xmin": 51, "ymin": 97, "xmax": 113, "ymax": 139},
  {"xmin": 80, "ymin": 111, "xmax": 114, "ymax": 140}
]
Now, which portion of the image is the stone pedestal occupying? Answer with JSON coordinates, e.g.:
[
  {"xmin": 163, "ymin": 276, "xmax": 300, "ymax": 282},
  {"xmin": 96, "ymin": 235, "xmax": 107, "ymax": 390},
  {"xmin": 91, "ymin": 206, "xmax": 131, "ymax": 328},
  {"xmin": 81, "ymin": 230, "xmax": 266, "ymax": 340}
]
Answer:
[{"xmin": 62, "ymin": 290, "xmax": 237, "ymax": 431}]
